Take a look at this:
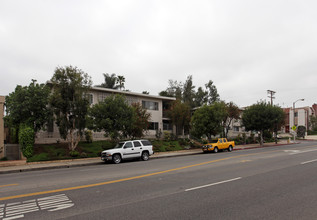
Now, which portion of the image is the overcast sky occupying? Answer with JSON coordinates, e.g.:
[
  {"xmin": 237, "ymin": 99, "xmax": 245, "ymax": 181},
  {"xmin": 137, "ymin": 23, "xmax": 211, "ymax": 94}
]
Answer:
[{"xmin": 1, "ymin": 0, "xmax": 316, "ymax": 108}]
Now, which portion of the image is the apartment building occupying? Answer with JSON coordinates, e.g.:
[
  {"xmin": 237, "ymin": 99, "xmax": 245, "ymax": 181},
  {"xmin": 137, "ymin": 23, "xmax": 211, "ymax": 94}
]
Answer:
[
  {"xmin": 281, "ymin": 104, "xmax": 317, "ymax": 133},
  {"xmin": 35, "ymin": 87, "xmax": 176, "ymax": 144}
]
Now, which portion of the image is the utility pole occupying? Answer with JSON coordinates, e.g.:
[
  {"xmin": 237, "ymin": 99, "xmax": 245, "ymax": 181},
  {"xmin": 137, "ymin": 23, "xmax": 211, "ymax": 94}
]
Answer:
[{"xmin": 267, "ymin": 90, "xmax": 276, "ymax": 105}]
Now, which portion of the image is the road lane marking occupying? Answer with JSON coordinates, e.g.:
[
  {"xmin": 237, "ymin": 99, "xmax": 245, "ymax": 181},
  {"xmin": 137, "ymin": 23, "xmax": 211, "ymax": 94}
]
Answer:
[
  {"xmin": 185, "ymin": 177, "xmax": 242, "ymax": 192},
  {"xmin": 301, "ymin": 159, "xmax": 317, "ymax": 165},
  {"xmin": 0, "ymin": 150, "xmax": 281, "ymax": 202},
  {"xmin": 0, "ymin": 194, "xmax": 74, "ymax": 219},
  {"xmin": 0, "ymin": 184, "xmax": 18, "ymax": 188}
]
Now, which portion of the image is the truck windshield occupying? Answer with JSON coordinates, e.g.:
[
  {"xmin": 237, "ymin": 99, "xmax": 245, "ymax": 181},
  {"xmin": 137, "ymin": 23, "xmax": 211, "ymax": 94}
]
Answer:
[{"xmin": 114, "ymin": 142, "xmax": 125, "ymax": 149}]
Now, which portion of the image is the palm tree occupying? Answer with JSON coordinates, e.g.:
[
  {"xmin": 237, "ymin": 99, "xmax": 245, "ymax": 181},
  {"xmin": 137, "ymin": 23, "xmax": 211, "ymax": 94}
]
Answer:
[
  {"xmin": 117, "ymin": 75, "xmax": 125, "ymax": 90},
  {"xmin": 98, "ymin": 73, "xmax": 119, "ymax": 89}
]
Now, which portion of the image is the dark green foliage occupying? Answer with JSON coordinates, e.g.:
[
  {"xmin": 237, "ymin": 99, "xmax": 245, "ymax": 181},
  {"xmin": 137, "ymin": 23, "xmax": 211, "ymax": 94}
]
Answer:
[
  {"xmin": 18, "ymin": 125, "xmax": 34, "ymax": 158},
  {"xmin": 297, "ymin": 126, "xmax": 306, "ymax": 138},
  {"xmin": 129, "ymin": 103, "xmax": 151, "ymax": 139},
  {"xmin": 167, "ymin": 100, "xmax": 191, "ymax": 137},
  {"xmin": 309, "ymin": 116, "xmax": 317, "ymax": 131},
  {"xmin": 242, "ymin": 102, "xmax": 285, "ymax": 146},
  {"xmin": 85, "ymin": 130, "xmax": 93, "ymax": 143},
  {"xmin": 97, "ymin": 73, "xmax": 119, "ymax": 89},
  {"xmin": 191, "ymin": 102, "xmax": 227, "ymax": 141},
  {"xmin": 5, "ymin": 79, "xmax": 51, "ymax": 133},
  {"xmin": 88, "ymin": 95, "xmax": 135, "ymax": 140},
  {"xmin": 49, "ymin": 66, "xmax": 92, "ymax": 151},
  {"xmin": 69, "ymin": 150, "xmax": 80, "ymax": 157}
]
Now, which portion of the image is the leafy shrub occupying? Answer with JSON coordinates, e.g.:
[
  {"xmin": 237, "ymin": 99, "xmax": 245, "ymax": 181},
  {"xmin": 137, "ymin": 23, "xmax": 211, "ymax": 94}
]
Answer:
[
  {"xmin": 69, "ymin": 150, "xmax": 80, "ymax": 157},
  {"xmin": 0, "ymin": 157, "xmax": 8, "ymax": 161},
  {"xmin": 80, "ymin": 152, "xmax": 88, "ymax": 158},
  {"xmin": 85, "ymin": 130, "xmax": 93, "ymax": 143},
  {"xmin": 297, "ymin": 126, "xmax": 306, "ymax": 138},
  {"xmin": 18, "ymin": 124, "xmax": 34, "ymax": 158}
]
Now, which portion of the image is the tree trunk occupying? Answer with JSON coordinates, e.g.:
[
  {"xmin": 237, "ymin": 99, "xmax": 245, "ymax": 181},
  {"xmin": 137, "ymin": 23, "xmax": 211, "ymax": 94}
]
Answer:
[{"xmin": 259, "ymin": 130, "xmax": 264, "ymax": 146}]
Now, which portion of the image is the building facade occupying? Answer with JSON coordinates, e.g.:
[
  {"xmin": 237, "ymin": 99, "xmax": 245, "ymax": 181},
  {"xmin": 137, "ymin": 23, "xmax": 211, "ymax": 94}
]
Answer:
[
  {"xmin": 35, "ymin": 87, "xmax": 176, "ymax": 144},
  {"xmin": 281, "ymin": 104, "xmax": 316, "ymax": 133}
]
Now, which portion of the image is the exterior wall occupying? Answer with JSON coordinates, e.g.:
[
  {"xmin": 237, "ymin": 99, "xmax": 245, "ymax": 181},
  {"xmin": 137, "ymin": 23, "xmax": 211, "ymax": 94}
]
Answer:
[
  {"xmin": 35, "ymin": 87, "xmax": 175, "ymax": 144},
  {"xmin": 0, "ymin": 96, "xmax": 4, "ymax": 158},
  {"xmin": 282, "ymin": 106, "xmax": 314, "ymax": 133}
]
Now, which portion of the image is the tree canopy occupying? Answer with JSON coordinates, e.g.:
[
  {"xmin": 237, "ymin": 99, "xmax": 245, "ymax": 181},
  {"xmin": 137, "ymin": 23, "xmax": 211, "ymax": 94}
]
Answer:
[
  {"xmin": 242, "ymin": 102, "xmax": 285, "ymax": 145},
  {"xmin": 4, "ymin": 79, "xmax": 51, "ymax": 133},
  {"xmin": 191, "ymin": 102, "xmax": 227, "ymax": 141},
  {"xmin": 49, "ymin": 66, "xmax": 92, "ymax": 151},
  {"xmin": 88, "ymin": 95, "xmax": 135, "ymax": 140}
]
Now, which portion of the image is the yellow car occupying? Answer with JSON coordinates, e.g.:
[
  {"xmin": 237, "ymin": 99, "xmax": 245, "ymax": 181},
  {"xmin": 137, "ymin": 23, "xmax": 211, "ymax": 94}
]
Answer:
[{"xmin": 202, "ymin": 138, "xmax": 235, "ymax": 153}]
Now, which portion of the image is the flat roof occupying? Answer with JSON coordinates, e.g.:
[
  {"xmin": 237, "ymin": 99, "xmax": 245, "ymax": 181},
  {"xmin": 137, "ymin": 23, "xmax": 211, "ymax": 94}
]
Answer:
[{"xmin": 90, "ymin": 86, "xmax": 176, "ymax": 101}]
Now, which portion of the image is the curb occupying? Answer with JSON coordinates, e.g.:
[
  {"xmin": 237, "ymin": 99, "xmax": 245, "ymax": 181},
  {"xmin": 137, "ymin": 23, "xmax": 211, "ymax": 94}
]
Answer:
[{"xmin": 0, "ymin": 141, "xmax": 305, "ymax": 174}]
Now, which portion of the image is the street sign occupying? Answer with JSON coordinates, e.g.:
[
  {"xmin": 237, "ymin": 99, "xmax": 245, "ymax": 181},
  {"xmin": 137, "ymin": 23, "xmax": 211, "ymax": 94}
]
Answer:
[{"xmin": 292, "ymin": 125, "xmax": 297, "ymax": 131}]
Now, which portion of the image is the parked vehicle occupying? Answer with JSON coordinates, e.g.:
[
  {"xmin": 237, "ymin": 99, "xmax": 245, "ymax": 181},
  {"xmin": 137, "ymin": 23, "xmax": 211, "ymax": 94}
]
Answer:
[
  {"xmin": 202, "ymin": 138, "xmax": 235, "ymax": 153},
  {"xmin": 101, "ymin": 140, "xmax": 154, "ymax": 164}
]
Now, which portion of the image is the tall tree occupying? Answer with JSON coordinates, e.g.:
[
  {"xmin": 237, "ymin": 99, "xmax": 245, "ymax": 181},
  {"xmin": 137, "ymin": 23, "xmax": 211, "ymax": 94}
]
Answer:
[
  {"xmin": 98, "ymin": 73, "xmax": 119, "ymax": 89},
  {"xmin": 168, "ymin": 100, "xmax": 191, "ymax": 137},
  {"xmin": 194, "ymin": 87, "xmax": 208, "ymax": 107},
  {"xmin": 205, "ymin": 80, "xmax": 220, "ymax": 104},
  {"xmin": 49, "ymin": 66, "xmax": 92, "ymax": 152},
  {"xmin": 242, "ymin": 102, "xmax": 285, "ymax": 146},
  {"xmin": 88, "ymin": 95, "xmax": 135, "ymax": 140},
  {"xmin": 117, "ymin": 75, "xmax": 125, "ymax": 90},
  {"xmin": 5, "ymin": 79, "xmax": 51, "ymax": 133},
  {"xmin": 182, "ymin": 75, "xmax": 196, "ymax": 108},
  {"xmin": 191, "ymin": 102, "xmax": 227, "ymax": 142},
  {"xmin": 129, "ymin": 103, "xmax": 151, "ymax": 138},
  {"xmin": 223, "ymin": 102, "xmax": 240, "ymax": 138},
  {"xmin": 159, "ymin": 79, "xmax": 183, "ymax": 100}
]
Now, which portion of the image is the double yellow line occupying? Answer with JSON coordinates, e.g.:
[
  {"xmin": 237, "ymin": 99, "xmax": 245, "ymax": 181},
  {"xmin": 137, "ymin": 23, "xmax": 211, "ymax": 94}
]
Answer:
[{"xmin": 0, "ymin": 151, "xmax": 273, "ymax": 201}]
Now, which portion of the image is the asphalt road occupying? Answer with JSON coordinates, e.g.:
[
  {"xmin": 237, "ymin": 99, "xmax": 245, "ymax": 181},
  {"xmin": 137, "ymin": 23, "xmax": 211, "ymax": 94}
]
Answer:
[{"xmin": 1, "ymin": 141, "xmax": 317, "ymax": 220}]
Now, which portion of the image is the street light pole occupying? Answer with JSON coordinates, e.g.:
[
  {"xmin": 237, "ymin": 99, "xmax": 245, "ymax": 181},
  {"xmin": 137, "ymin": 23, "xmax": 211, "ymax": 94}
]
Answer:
[{"xmin": 293, "ymin": 98, "xmax": 305, "ymax": 143}]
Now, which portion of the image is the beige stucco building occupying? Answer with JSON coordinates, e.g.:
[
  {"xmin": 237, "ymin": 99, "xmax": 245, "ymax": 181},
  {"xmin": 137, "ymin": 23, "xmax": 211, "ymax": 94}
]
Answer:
[{"xmin": 36, "ymin": 87, "xmax": 176, "ymax": 144}]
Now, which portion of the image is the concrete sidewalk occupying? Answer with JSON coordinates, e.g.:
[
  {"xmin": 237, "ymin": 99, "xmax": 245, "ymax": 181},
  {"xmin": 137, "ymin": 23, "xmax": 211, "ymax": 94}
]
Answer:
[{"xmin": 0, "ymin": 140, "xmax": 298, "ymax": 174}]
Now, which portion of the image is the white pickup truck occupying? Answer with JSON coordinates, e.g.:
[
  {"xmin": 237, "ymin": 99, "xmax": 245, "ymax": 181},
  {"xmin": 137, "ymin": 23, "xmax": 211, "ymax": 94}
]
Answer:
[{"xmin": 101, "ymin": 140, "xmax": 154, "ymax": 164}]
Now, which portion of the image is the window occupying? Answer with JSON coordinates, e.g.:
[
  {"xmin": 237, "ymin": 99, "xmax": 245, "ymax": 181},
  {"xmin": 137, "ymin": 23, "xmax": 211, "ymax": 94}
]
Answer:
[
  {"xmin": 223, "ymin": 139, "xmax": 227, "ymax": 143},
  {"xmin": 233, "ymin": 126, "xmax": 239, "ymax": 132},
  {"xmin": 219, "ymin": 139, "xmax": 223, "ymax": 143},
  {"xmin": 142, "ymin": 101, "xmax": 158, "ymax": 110},
  {"xmin": 133, "ymin": 141, "xmax": 141, "ymax": 147},
  {"xmin": 148, "ymin": 122, "xmax": 159, "ymax": 130},
  {"xmin": 141, "ymin": 140, "xmax": 152, "ymax": 146},
  {"xmin": 124, "ymin": 142, "xmax": 133, "ymax": 148},
  {"xmin": 294, "ymin": 112, "xmax": 298, "ymax": 117},
  {"xmin": 163, "ymin": 120, "xmax": 172, "ymax": 130}
]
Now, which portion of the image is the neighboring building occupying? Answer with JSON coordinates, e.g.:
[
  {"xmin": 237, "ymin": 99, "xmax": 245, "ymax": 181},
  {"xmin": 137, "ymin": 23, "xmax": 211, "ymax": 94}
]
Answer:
[
  {"xmin": 281, "ymin": 105, "xmax": 316, "ymax": 133},
  {"xmin": 0, "ymin": 96, "xmax": 4, "ymax": 158},
  {"xmin": 35, "ymin": 87, "xmax": 176, "ymax": 144}
]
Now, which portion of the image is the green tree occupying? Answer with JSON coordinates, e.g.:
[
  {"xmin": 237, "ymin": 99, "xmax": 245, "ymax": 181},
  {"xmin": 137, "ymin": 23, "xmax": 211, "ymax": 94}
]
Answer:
[
  {"xmin": 183, "ymin": 75, "xmax": 196, "ymax": 108},
  {"xmin": 194, "ymin": 87, "xmax": 208, "ymax": 107},
  {"xmin": 97, "ymin": 73, "xmax": 119, "ymax": 89},
  {"xmin": 223, "ymin": 102, "xmax": 240, "ymax": 138},
  {"xmin": 117, "ymin": 75, "xmax": 125, "ymax": 90},
  {"xmin": 5, "ymin": 79, "xmax": 51, "ymax": 133},
  {"xmin": 18, "ymin": 124, "xmax": 34, "ymax": 158},
  {"xmin": 309, "ymin": 115, "xmax": 317, "ymax": 131},
  {"xmin": 49, "ymin": 66, "xmax": 92, "ymax": 152},
  {"xmin": 191, "ymin": 102, "xmax": 226, "ymax": 141},
  {"xmin": 205, "ymin": 80, "xmax": 220, "ymax": 104},
  {"xmin": 168, "ymin": 100, "xmax": 191, "ymax": 137},
  {"xmin": 88, "ymin": 95, "xmax": 135, "ymax": 140},
  {"xmin": 242, "ymin": 102, "xmax": 284, "ymax": 146},
  {"xmin": 159, "ymin": 79, "xmax": 183, "ymax": 100},
  {"xmin": 129, "ymin": 103, "xmax": 151, "ymax": 138}
]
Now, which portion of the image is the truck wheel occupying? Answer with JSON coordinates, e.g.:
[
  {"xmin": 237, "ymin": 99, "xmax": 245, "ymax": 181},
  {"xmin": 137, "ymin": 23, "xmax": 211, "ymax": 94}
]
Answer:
[
  {"xmin": 141, "ymin": 151, "xmax": 149, "ymax": 161},
  {"xmin": 228, "ymin": 146, "xmax": 233, "ymax": 152},
  {"xmin": 112, "ymin": 154, "xmax": 122, "ymax": 164},
  {"xmin": 213, "ymin": 147, "xmax": 218, "ymax": 153}
]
